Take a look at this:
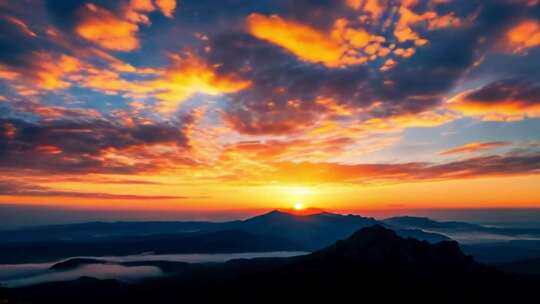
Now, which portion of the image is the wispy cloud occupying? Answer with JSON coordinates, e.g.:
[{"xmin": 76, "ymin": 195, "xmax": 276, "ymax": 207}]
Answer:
[
  {"xmin": 0, "ymin": 181, "xmax": 186, "ymax": 200},
  {"xmin": 439, "ymin": 142, "xmax": 512, "ymax": 156}
]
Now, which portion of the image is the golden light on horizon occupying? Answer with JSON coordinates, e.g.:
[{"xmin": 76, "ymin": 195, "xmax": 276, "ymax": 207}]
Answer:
[{"xmin": 287, "ymin": 186, "xmax": 314, "ymax": 211}]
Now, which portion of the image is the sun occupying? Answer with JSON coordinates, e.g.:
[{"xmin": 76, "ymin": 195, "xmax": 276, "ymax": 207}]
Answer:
[{"xmin": 293, "ymin": 202, "xmax": 305, "ymax": 211}]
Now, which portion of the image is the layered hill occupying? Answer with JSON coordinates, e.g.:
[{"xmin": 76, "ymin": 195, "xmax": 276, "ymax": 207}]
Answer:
[{"xmin": 4, "ymin": 225, "xmax": 538, "ymax": 304}]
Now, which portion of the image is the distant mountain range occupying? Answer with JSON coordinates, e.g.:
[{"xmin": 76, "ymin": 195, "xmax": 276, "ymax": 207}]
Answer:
[
  {"xmin": 383, "ymin": 215, "xmax": 540, "ymax": 264},
  {"xmin": 1, "ymin": 210, "xmax": 540, "ymax": 264},
  {"xmin": 0, "ymin": 211, "xmax": 448, "ymax": 264},
  {"xmin": 384, "ymin": 215, "xmax": 540, "ymax": 238},
  {"xmin": 383, "ymin": 216, "xmax": 483, "ymax": 230},
  {"xmin": 2, "ymin": 225, "xmax": 538, "ymax": 304}
]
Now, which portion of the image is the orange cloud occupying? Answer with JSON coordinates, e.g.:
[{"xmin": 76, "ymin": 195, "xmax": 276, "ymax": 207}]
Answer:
[
  {"xmin": 449, "ymin": 79, "xmax": 540, "ymax": 121},
  {"xmin": 75, "ymin": 1, "xmax": 177, "ymax": 52},
  {"xmin": 380, "ymin": 58, "xmax": 397, "ymax": 71},
  {"xmin": 346, "ymin": 0, "xmax": 384, "ymax": 20},
  {"xmin": 450, "ymin": 100, "xmax": 540, "ymax": 121},
  {"xmin": 0, "ymin": 48, "xmax": 245, "ymax": 112},
  {"xmin": 246, "ymin": 13, "xmax": 403, "ymax": 67},
  {"xmin": 246, "ymin": 14, "xmax": 356, "ymax": 67},
  {"xmin": 331, "ymin": 18, "xmax": 386, "ymax": 62},
  {"xmin": 34, "ymin": 53, "xmax": 82, "ymax": 90},
  {"xmin": 394, "ymin": 3, "xmax": 460, "ymax": 46},
  {"xmin": 505, "ymin": 20, "xmax": 540, "ymax": 54},
  {"xmin": 0, "ymin": 52, "xmax": 82, "ymax": 92},
  {"xmin": 246, "ymin": 3, "xmax": 461, "ymax": 69},
  {"xmin": 220, "ymin": 136, "xmax": 357, "ymax": 165},
  {"xmin": 315, "ymin": 98, "xmax": 354, "ymax": 116},
  {"xmin": 0, "ymin": 65, "xmax": 20, "ymax": 80},
  {"xmin": 124, "ymin": 0, "xmax": 155, "ymax": 24},
  {"xmin": 155, "ymin": 0, "xmax": 177, "ymax": 17},
  {"xmin": 82, "ymin": 69, "xmax": 136, "ymax": 95},
  {"xmin": 363, "ymin": 110, "xmax": 457, "ymax": 131},
  {"xmin": 77, "ymin": 51, "xmax": 250, "ymax": 112},
  {"xmin": 267, "ymin": 152, "xmax": 540, "ymax": 185},
  {"xmin": 43, "ymin": 20, "xmax": 159, "ymax": 76},
  {"xmin": 351, "ymin": 0, "xmax": 461, "ymax": 52},
  {"xmin": 439, "ymin": 142, "xmax": 512, "ymax": 156},
  {"xmin": 345, "ymin": 0, "xmax": 362, "ymax": 9},
  {"xmin": 148, "ymin": 52, "xmax": 252, "ymax": 112},
  {"xmin": 76, "ymin": 4, "xmax": 140, "ymax": 52},
  {"xmin": 130, "ymin": 0, "xmax": 156, "ymax": 11}
]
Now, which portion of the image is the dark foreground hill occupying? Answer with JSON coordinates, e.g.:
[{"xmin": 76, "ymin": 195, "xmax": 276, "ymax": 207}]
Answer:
[
  {"xmin": 497, "ymin": 256, "xmax": 540, "ymax": 275},
  {"xmin": 2, "ymin": 225, "xmax": 538, "ymax": 304}
]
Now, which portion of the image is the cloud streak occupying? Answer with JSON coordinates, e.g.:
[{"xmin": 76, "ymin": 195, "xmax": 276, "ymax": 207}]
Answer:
[
  {"xmin": 0, "ymin": 115, "xmax": 195, "ymax": 174},
  {"xmin": 449, "ymin": 78, "xmax": 540, "ymax": 121},
  {"xmin": 439, "ymin": 142, "xmax": 512, "ymax": 156},
  {"xmin": 269, "ymin": 152, "xmax": 540, "ymax": 185},
  {"xmin": 0, "ymin": 181, "xmax": 185, "ymax": 200}
]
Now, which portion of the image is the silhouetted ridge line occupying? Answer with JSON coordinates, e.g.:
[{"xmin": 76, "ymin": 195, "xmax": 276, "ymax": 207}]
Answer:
[{"xmin": 312, "ymin": 225, "xmax": 474, "ymax": 266}]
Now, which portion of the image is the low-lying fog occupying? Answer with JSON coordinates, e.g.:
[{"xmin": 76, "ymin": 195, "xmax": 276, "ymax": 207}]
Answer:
[{"xmin": 0, "ymin": 251, "xmax": 308, "ymax": 288}]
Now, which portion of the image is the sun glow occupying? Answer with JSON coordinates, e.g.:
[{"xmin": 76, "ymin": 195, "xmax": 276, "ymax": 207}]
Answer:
[{"xmin": 294, "ymin": 202, "xmax": 305, "ymax": 210}]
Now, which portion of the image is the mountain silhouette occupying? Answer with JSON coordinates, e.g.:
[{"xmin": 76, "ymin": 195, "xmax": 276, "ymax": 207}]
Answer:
[
  {"xmin": 310, "ymin": 224, "xmax": 473, "ymax": 266},
  {"xmin": 4, "ymin": 225, "xmax": 538, "ymax": 304},
  {"xmin": 232, "ymin": 210, "xmax": 449, "ymax": 248},
  {"xmin": 0, "ymin": 229, "xmax": 299, "ymax": 264},
  {"xmin": 232, "ymin": 210, "xmax": 380, "ymax": 249},
  {"xmin": 0, "ymin": 211, "xmax": 449, "ymax": 263},
  {"xmin": 497, "ymin": 256, "xmax": 540, "ymax": 275},
  {"xmin": 384, "ymin": 216, "xmax": 482, "ymax": 230}
]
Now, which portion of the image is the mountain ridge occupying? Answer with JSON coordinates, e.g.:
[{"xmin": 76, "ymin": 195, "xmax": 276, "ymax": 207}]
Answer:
[
  {"xmin": 0, "ymin": 210, "xmax": 451, "ymax": 264},
  {"xmin": 4, "ymin": 225, "xmax": 537, "ymax": 304}
]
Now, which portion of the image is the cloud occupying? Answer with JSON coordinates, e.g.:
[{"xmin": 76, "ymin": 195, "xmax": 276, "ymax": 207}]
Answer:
[
  {"xmin": 246, "ymin": 14, "xmax": 371, "ymax": 68},
  {"xmin": 0, "ymin": 36, "xmax": 83, "ymax": 93},
  {"xmin": 267, "ymin": 152, "xmax": 540, "ymax": 184},
  {"xmin": 439, "ymin": 142, "xmax": 512, "ymax": 156},
  {"xmin": 504, "ymin": 19, "xmax": 540, "ymax": 54},
  {"xmin": 1, "ymin": 0, "xmax": 540, "ymax": 195},
  {"xmin": 4, "ymin": 99, "xmax": 102, "ymax": 120},
  {"xmin": 204, "ymin": 0, "xmax": 526, "ymax": 135},
  {"xmin": 449, "ymin": 78, "xmax": 540, "ymax": 121},
  {"xmin": 76, "ymin": 51, "xmax": 251, "ymax": 113},
  {"xmin": 3, "ymin": 0, "xmax": 529, "ymax": 128},
  {"xmin": 345, "ymin": 0, "xmax": 383, "ymax": 18},
  {"xmin": 3, "ymin": 16, "xmax": 37, "ymax": 38},
  {"xmin": 0, "ymin": 48, "xmax": 249, "ymax": 113},
  {"xmin": 220, "ymin": 137, "xmax": 357, "ymax": 164},
  {"xmin": 245, "ymin": 1, "xmax": 461, "ymax": 68},
  {"xmin": 0, "ymin": 180, "xmax": 184, "ymax": 200},
  {"xmin": 146, "ymin": 52, "xmax": 252, "ymax": 112},
  {"xmin": 76, "ymin": 3, "xmax": 141, "ymax": 52},
  {"xmin": 392, "ymin": 0, "xmax": 460, "ymax": 46},
  {"xmin": 74, "ymin": 1, "xmax": 177, "ymax": 52},
  {"xmin": 0, "ymin": 115, "xmax": 194, "ymax": 174},
  {"xmin": 0, "ymin": 3, "xmax": 114, "ymax": 98},
  {"xmin": 155, "ymin": 0, "xmax": 177, "ymax": 17}
]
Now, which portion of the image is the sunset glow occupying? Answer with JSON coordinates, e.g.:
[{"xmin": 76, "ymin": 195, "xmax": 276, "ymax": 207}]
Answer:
[
  {"xmin": 0, "ymin": 0, "xmax": 540, "ymax": 218},
  {"xmin": 294, "ymin": 203, "xmax": 305, "ymax": 211}
]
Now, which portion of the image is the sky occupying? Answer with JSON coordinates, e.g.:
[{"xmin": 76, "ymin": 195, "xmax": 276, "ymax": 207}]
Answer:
[{"xmin": 1, "ymin": 0, "xmax": 540, "ymax": 219}]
